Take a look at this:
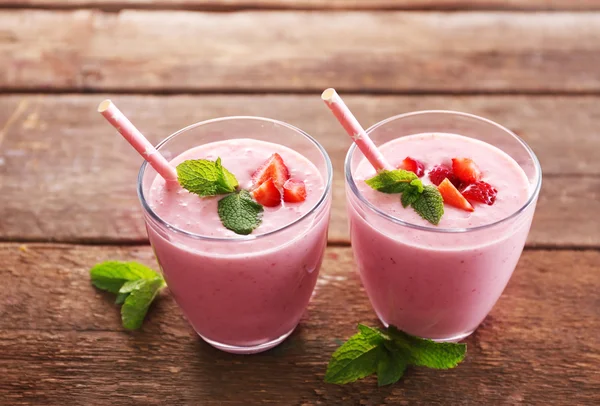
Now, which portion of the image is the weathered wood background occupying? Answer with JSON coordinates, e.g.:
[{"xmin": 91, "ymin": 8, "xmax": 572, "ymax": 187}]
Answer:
[{"xmin": 0, "ymin": 1, "xmax": 599, "ymax": 405}]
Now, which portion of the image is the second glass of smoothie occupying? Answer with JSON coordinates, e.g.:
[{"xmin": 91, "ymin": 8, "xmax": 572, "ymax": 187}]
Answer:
[
  {"xmin": 138, "ymin": 117, "xmax": 332, "ymax": 354},
  {"xmin": 345, "ymin": 111, "xmax": 542, "ymax": 342}
]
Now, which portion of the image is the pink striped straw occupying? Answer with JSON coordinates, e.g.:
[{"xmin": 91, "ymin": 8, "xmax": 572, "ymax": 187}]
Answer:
[
  {"xmin": 321, "ymin": 88, "xmax": 393, "ymax": 172},
  {"xmin": 97, "ymin": 99, "xmax": 178, "ymax": 182}
]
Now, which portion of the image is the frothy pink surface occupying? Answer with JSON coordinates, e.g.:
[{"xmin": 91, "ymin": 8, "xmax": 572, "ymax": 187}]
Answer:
[
  {"xmin": 354, "ymin": 133, "xmax": 530, "ymax": 230},
  {"xmin": 144, "ymin": 139, "xmax": 330, "ymax": 351},
  {"xmin": 149, "ymin": 139, "xmax": 324, "ymax": 237},
  {"xmin": 348, "ymin": 133, "xmax": 536, "ymax": 340}
]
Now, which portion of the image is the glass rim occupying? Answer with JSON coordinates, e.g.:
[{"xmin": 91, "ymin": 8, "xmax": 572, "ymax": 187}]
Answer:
[
  {"xmin": 137, "ymin": 116, "xmax": 333, "ymax": 242},
  {"xmin": 345, "ymin": 110, "xmax": 543, "ymax": 234}
]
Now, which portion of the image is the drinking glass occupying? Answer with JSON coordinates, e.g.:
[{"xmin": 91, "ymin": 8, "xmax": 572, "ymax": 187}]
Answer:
[
  {"xmin": 138, "ymin": 117, "xmax": 332, "ymax": 353},
  {"xmin": 345, "ymin": 111, "xmax": 542, "ymax": 341}
]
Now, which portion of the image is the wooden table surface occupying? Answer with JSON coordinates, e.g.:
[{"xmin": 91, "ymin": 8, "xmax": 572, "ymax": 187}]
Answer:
[{"xmin": 1, "ymin": 1, "xmax": 599, "ymax": 405}]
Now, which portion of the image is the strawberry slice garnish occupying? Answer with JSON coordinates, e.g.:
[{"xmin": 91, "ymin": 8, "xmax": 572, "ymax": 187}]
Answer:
[
  {"xmin": 452, "ymin": 158, "xmax": 482, "ymax": 184},
  {"xmin": 398, "ymin": 156, "xmax": 424, "ymax": 177},
  {"xmin": 428, "ymin": 165, "xmax": 460, "ymax": 187},
  {"xmin": 251, "ymin": 178, "xmax": 281, "ymax": 207},
  {"xmin": 283, "ymin": 179, "xmax": 307, "ymax": 203},
  {"xmin": 437, "ymin": 178, "xmax": 474, "ymax": 212},
  {"xmin": 251, "ymin": 153, "xmax": 290, "ymax": 189},
  {"xmin": 461, "ymin": 181, "xmax": 498, "ymax": 205}
]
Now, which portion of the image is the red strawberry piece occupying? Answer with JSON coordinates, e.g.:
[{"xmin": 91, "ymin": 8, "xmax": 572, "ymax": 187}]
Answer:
[
  {"xmin": 428, "ymin": 164, "xmax": 460, "ymax": 187},
  {"xmin": 437, "ymin": 178, "xmax": 474, "ymax": 212},
  {"xmin": 251, "ymin": 178, "xmax": 282, "ymax": 207},
  {"xmin": 283, "ymin": 179, "xmax": 307, "ymax": 203},
  {"xmin": 461, "ymin": 181, "xmax": 498, "ymax": 205},
  {"xmin": 398, "ymin": 156, "xmax": 425, "ymax": 177},
  {"xmin": 251, "ymin": 153, "xmax": 290, "ymax": 189},
  {"xmin": 452, "ymin": 158, "xmax": 482, "ymax": 184}
]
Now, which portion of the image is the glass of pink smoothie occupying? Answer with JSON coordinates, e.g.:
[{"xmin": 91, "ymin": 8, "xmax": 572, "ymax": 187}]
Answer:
[
  {"xmin": 346, "ymin": 111, "xmax": 542, "ymax": 342},
  {"xmin": 137, "ymin": 117, "xmax": 332, "ymax": 354}
]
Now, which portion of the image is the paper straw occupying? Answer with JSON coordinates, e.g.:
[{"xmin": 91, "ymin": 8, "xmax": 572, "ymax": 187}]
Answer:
[
  {"xmin": 321, "ymin": 88, "xmax": 393, "ymax": 172},
  {"xmin": 97, "ymin": 100, "xmax": 178, "ymax": 182}
]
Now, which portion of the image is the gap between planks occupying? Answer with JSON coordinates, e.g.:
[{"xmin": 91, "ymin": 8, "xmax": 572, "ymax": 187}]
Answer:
[
  {"xmin": 4, "ymin": 88, "xmax": 600, "ymax": 97},
  {"xmin": 1, "ymin": 2, "xmax": 600, "ymax": 12},
  {"xmin": 1, "ymin": 240, "xmax": 599, "ymax": 251}
]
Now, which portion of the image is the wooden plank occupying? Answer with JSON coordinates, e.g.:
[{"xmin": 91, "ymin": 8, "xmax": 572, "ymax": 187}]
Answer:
[
  {"xmin": 0, "ymin": 244, "xmax": 598, "ymax": 404},
  {"xmin": 0, "ymin": 94, "xmax": 598, "ymax": 246},
  {"xmin": 2, "ymin": 10, "xmax": 600, "ymax": 93},
  {"xmin": 3, "ymin": 0, "xmax": 600, "ymax": 11}
]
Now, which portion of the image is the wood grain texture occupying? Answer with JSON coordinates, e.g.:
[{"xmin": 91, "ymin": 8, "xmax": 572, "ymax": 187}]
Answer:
[
  {"xmin": 1, "ymin": 94, "xmax": 599, "ymax": 246},
  {"xmin": 0, "ymin": 244, "xmax": 598, "ymax": 404},
  {"xmin": 3, "ymin": 0, "xmax": 600, "ymax": 11},
  {"xmin": 2, "ymin": 10, "xmax": 600, "ymax": 93}
]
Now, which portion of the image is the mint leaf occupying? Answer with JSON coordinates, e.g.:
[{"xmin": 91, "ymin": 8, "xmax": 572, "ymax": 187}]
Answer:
[
  {"xmin": 410, "ymin": 179, "xmax": 424, "ymax": 193},
  {"xmin": 324, "ymin": 324, "xmax": 385, "ymax": 385},
  {"xmin": 115, "ymin": 293, "xmax": 128, "ymax": 305},
  {"xmin": 325, "ymin": 324, "xmax": 467, "ymax": 386},
  {"xmin": 365, "ymin": 169, "xmax": 418, "ymax": 194},
  {"xmin": 377, "ymin": 347, "xmax": 407, "ymax": 386},
  {"xmin": 90, "ymin": 261, "xmax": 159, "ymax": 294},
  {"xmin": 387, "ymin": 326, "xmax": 467, "ymax": 369},
  {"xmin": 401, "ymin": 183, "xmax": 421, "ymax": 208},
  {"xmin": 218, "ymin": 190, "xmax": 264, "ymax": 235},
  {"xmin": 121, "ymin": 278, "xmax": 165, "ymax": 330},
  {"xmin": 90, "ymin": 261, "xmax": 165, "ymax": 330},
  {"xmin": 411, "ymin": 185, "xmax": 444, "ymax": 225},
  {"xmin": 119, "ymin": 279, "xmax": 148, "ymax": 294},
  {"xmin": 215, "ymin": 157, "xmax": 239, "ymax": 192},
  {"xmin": 176, "ymin": 158, "xmax": 238, "ymax": 197}
]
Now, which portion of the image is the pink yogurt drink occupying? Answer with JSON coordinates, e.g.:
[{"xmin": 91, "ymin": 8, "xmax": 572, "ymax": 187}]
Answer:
[
  {"xmin": 346, "ymin": 111, "xmax": 542, "ymax": 341},
  {"xmin": 137, "ymin": 117, "xmax": 332, "ymax": 354}
]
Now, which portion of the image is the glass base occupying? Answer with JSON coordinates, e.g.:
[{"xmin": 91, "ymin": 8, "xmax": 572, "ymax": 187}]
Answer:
[
  {"xmin": 428, "ymin": 329, "xmax": 475, "ymax": 343},
  {"xmin": 379, "ymin": 318, "xmax": 475, "ymax": 343},
  {"xmin": 199, "ymin": 328, "xmax": 295, "ymax": 354}
]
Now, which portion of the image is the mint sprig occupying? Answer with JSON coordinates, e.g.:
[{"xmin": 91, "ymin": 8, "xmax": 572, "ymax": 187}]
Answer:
[
  {"xmin": 218, "ymin": 190, "xmax": 264, "ymax": 235},
  {"xmin": 325, "ymin": 324, "xmax": 466, "ymax": 386},
  {"xmin": 365, "ymin": 169, "xmax": 444, "ymax": 225},
  {"xmin": 90, "ymin": 261, "xmax": 165, "ymax": 330},
  {"xmin": 176, "ymin": 157, "xmax": 265, "ymax": 235},
  {"xmin": 176, "ymin": 157, "xmax": 238, "ymax": 197}
]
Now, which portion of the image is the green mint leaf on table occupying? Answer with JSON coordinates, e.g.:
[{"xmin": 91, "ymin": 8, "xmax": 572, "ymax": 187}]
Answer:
[
  {"xmin": 365, "ymin": 169, "xmax": 417, "ymax": 194},
  {"xmin": 324, "ymin": 324, "xmax": 385, "ymax": 385},
  {"xmin": 325, "ymin": 324, "xmax": 466, "ymax": 386},
  {"xmin": 115, "ymin": 292, "xmax": 129, "ymax": 305},
  {"xmin": 90, "ymin": 261, "xmax": 159, "ymax": 294},
  {"xmin": 386, "ymin": 326, "xmax": 467, "ymax": 369},
  {"xmin": 121, "ymin": 277, "xmax": 165, "ymax": 330},
  {"xmin": 176, "ymin": 157, "xmax": 238, "ymax": 196},
  {"xmin": 90, "ymin": 261, "xmax": 165, "ymax": 330},
  {"xmin": 411, "ymin": 185, "xmax": 444, "ymax": 226},
  {"xmin": 218, "ymin": 190, "xmax": 264, "ymax": 235},
  {"xmin": 377, "ymin": 347, "xmax": 407, "ymax": 387}
]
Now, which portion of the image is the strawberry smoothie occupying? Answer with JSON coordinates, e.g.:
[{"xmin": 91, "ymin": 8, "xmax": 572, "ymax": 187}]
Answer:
[
  {"xmin": 138, "ymin": 120, "xmax": 332, "ymax": 354},
  {"xmin": 346, "ymin": 114, "xmax": 541, "ymax": 342}
]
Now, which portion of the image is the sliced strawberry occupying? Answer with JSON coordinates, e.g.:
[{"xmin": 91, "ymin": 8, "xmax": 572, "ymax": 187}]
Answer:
[
  {"xmin": 283, "ymin": 179, "xmax": 307, "ymax": 203},
  {"xmin": 398, "ymin": 156, "xmax": 424, "ymax": 177},
  {"xmin": 251, "ymin": 153, "xmax": 290, "ymax": 189},
  {"xmin": 251, "ymin": 178, "xmax": 281, "ymax": 207},
  {"xmin": 452, "ymin": 158, "xmax": 482, "ymax": 184},
  {"xmin": 428, "ymin": 164, "xmax": 461, "ymax": 187},
  {"xmin": 437, "ymin": 178, "xmax": 474, "ymax": 212},
  {"xmin": 461, "ymin": 181, "xmax": 498, "ymax": 205}
]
